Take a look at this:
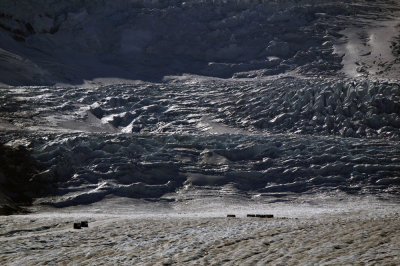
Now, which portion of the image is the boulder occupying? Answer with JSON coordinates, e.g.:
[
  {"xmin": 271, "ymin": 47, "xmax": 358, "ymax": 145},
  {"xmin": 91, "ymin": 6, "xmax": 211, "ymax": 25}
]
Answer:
[{"xmin": 81, "ymin": 221, "xmax": 89, "ymax": 227}]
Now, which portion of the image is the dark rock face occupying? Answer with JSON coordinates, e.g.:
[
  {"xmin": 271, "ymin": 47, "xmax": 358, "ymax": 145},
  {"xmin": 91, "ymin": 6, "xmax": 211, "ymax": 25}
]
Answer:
[
  {"xmin": 0, "ymin": 0, "xmax": 395, "ymax": 85},
  {"xmin": 0, "ymin": 143, "xmax": 39, "ymax": 215}
]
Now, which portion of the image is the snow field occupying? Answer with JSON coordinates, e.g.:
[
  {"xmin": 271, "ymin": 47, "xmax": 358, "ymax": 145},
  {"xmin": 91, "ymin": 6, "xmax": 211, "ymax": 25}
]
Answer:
[{"xmin": 1, "ymin": 204, "xmax": 400, "ymax": 265}]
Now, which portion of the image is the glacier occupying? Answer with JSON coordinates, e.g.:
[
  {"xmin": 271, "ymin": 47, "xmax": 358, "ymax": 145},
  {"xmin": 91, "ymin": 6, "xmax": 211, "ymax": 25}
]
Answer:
[
  {"xmin": 0, "ymin": 0, "xmax": 399, "ymax": 213},
  {"xmin": 2, "ymin": 1, "xmax": 400, "ymax": 265}
]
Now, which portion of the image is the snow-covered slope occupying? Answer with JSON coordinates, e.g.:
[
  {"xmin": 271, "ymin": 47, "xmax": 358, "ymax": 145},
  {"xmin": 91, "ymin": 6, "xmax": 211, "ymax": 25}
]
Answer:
[{"xmin": 1, "ymin": 0, "xmax": 399, "ymax": 85}]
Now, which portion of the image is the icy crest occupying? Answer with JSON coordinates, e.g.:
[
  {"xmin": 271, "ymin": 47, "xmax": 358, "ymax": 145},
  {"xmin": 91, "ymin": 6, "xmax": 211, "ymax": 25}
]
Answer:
[{"xmin": 1, "ymin": 78, "xmax": 399, "ymax": 139}]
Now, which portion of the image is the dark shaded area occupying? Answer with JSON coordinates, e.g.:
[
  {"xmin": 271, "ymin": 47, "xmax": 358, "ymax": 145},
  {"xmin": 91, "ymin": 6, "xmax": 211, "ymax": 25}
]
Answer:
[
  {"xmin": 0, "ymin": 144, "xmax": 39, "ymax": 215},
  {"xmin": 1, "ymin": 0, "xmax": 392, "ymax": 85}
]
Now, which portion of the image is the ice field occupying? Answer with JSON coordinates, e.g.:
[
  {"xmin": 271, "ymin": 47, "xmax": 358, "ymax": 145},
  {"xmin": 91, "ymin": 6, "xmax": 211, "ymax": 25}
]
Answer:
[{"xmin": 1, "ymin": 0, "xmax": 400, "ymax": 264}]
